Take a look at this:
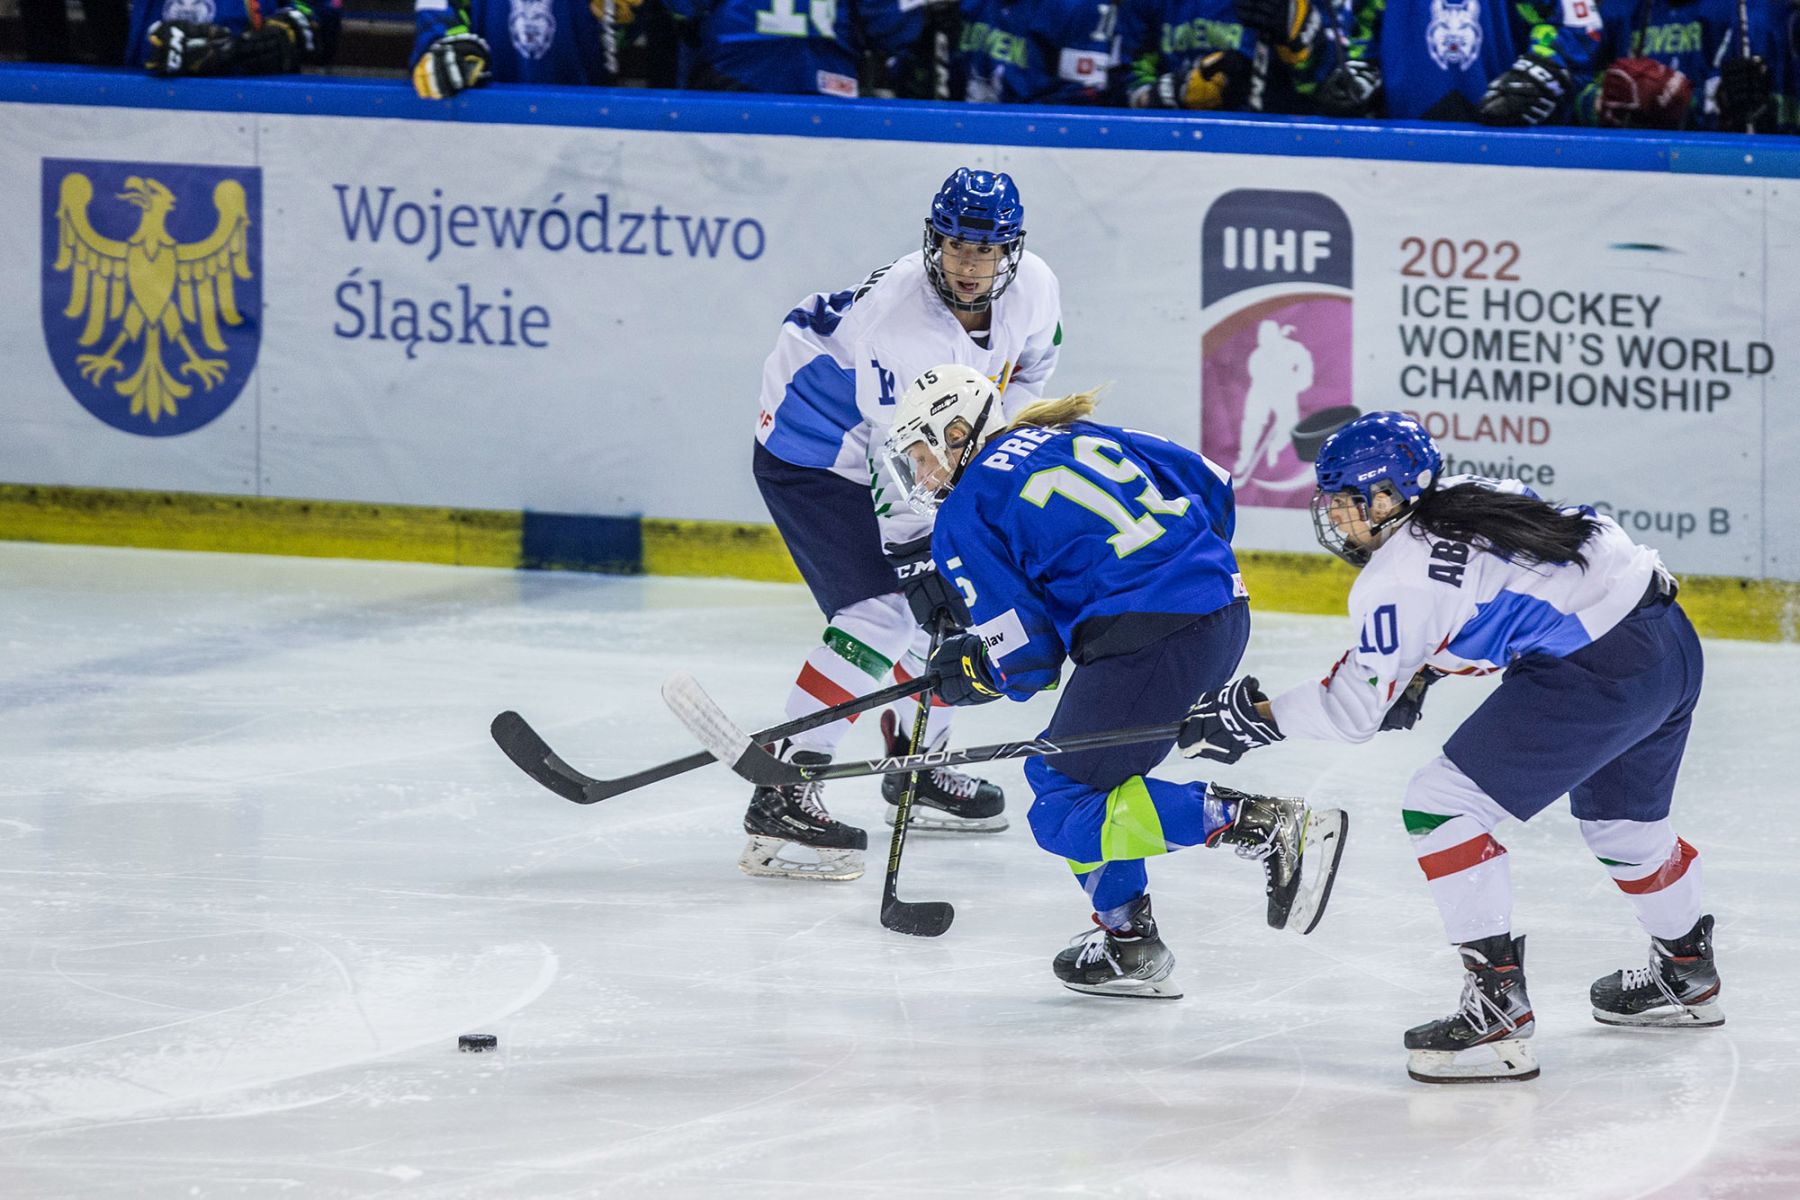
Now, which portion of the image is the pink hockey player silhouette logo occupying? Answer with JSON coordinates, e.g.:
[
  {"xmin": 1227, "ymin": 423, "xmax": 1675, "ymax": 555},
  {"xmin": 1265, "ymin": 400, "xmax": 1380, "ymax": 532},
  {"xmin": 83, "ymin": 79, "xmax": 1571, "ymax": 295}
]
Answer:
[{"xmin": 1200, "ymin": 190, "xmax": 1354, "ymax": 508}]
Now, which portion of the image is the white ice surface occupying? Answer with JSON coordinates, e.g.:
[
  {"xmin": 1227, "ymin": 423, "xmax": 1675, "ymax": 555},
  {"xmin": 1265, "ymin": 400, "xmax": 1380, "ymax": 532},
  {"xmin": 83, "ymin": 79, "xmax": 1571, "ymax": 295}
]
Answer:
[{"xmin": 2, "ymin": 542, "xmax": 1798, "ymax": 1199}]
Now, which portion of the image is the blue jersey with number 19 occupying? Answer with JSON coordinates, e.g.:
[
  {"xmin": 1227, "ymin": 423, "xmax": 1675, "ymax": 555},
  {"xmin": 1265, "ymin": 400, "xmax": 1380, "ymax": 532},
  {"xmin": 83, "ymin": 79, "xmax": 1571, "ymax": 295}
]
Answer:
[{"xmin": 932, "ymin": 418, "xmax": 1244, "ymax": 697}]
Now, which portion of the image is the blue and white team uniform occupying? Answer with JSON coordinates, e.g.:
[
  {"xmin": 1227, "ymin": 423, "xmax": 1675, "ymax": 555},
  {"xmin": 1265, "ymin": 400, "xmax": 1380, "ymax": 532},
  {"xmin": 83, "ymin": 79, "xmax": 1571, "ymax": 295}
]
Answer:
[
  {"xmin": 665, "ymin": 0, "xmax": 927, "ymax": 95},
  {"xmin": 958, "ymin": 0, "xmax": 1121, "ymax": 103},
  {"xmin": 413, "ymin": 0, "xmax": 619, "ymax": 86},
  {"xmin": 933, "ymin": 419, "xmax": 1253, "ymax": 914},
  {"xmin": 1579, "ymin": 0, "xmax": 1797, "ymax": 130},
  {"xmin": 1270, "ymin": 475, "xmax": 1706, "ymax": 944},
  {"xmin": 1338, "ymin": 0, "xmax": 1603, "ymax": 118}
]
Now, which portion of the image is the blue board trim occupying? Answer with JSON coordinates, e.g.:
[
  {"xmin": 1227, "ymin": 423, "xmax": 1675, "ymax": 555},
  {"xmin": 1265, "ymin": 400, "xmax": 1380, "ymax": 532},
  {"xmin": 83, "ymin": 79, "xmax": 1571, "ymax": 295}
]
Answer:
[
  {"xmin": 521, "ymin": 510, "xmax": 643, "ymax": 574},
  {"xmin": 4, "ymin": 65, "xmax": 1798, "ymax": 178}
]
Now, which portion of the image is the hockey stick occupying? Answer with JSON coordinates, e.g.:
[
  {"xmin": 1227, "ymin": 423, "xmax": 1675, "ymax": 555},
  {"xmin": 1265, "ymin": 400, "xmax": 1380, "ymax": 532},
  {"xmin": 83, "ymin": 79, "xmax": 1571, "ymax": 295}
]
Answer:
[
  {"xmin": 1736, "ymin": 0, "xmax": 1759, "ymax": 133},
  {"xmin": 492, "ymin": 673, "xmax": 934, "ymax": 805},
  {"xmin": 1248, "ymin": 37, "xmax": 1270, "ymax": 112},
  {"xmin": 601, "ymin": 0, "xmax": 619, "ymax": 80},
  {"xmin": 664, "ymin": 671, "xmax": 1186, "ymax": 788},
  {"xmin": 878, "ymin": 617, "xmax": 956, "ymax": 938},
  {"xmin": 929, "ymin": 0, "xmax": 958, "ymax": 102}
]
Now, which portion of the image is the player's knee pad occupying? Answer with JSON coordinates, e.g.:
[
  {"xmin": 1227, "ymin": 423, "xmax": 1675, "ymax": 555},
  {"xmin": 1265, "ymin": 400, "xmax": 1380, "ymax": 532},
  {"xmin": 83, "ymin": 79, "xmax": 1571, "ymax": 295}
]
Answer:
[
  {"xmin": 825, "ymin": 594, "xmax": 914, "ymax": 672},
  {"xmin": 1577, "ymin": 816, "xmax": 1676, "ymax": 867},
  {"xmin": 1404, "ymin": 755, "xmax": 1511, "ymax": 832},
  {"xmin": 1023, "ymin": 757, "xmax": 1095, "ymax": 856}
]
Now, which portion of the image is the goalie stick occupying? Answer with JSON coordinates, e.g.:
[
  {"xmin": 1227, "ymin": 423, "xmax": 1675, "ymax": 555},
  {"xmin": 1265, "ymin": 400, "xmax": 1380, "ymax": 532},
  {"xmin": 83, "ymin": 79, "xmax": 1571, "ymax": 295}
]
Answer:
[
  {"xmin": 877, "ymin": 616, "xmax": 956, "ymax": 938},
  {"xmin": 492, "ymin": 673, "xmax": 933, "ymax": 805},
  {"xmin": 663, "ymin": 671, "xmax": 1186, "ymax": 789}
]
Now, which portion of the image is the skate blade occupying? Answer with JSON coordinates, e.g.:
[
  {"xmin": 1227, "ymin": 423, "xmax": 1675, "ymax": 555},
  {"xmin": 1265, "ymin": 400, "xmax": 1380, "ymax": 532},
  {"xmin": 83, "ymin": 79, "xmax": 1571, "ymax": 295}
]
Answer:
[
  {"xmin": 884, "ymin": 805, "xmax": 1009, "ymax": 834},
  {"xmin": 1407, "ymin": 1040, "xmax": 1539, "ymax": 1084},
  {"xmin": 737, "ymin": 836, "xmax": 864, "ymax": 882},
  {"xmin": 1061, "ymin": 976, "xmax": 1184, "ymax": 1000},
  {"xmin": 1592, "ymin": 998, "xmax": 1725, "ymax": 1028},
  {"xmin": 1288, "ymin": 808, "xmax": 1348, "ymax": 936}
]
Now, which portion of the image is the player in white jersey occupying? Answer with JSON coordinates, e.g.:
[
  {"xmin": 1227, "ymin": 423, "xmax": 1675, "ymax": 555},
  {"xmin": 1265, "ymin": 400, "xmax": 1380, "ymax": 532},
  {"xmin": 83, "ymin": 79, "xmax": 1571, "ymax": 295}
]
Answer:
[
  {"xmin": 1177, "ymin": 411, "xmax": 1720, "ymax": 1083},
  {"xmin": 745, "ymin": 168, "xmax": 1064, "ymax": 881}
]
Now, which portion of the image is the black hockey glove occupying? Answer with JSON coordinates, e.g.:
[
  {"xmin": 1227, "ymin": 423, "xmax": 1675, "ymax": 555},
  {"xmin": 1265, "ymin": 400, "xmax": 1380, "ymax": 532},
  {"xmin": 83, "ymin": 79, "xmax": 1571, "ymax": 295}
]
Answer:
[
  {"xmin": 926, "ymin": 632, "xmax": 1003, "ymax": 707},
  {"xmin": 1318, "ymin": 59, "xmax": 1383, "ymax": 116},
  {"xmin": 1716, "ymin": 55, "xmax": 1773, "ymax": 133},
  {"xmin": 885, "ymin": 534, "xmax": 971, "ymax": 631},
  {"xmin": 1379, "ymin": 668, "xmax": 1444, "ymax": 732},
  {"xmin": 1233, "ymin": 0, "xmax": 1321, "ymax": 56},
  {"xmin": 1179, "ymin": 676, "xmax": 1283, "ymax": 763},
  {"xmin": 413, "ymin": 32, "xmax": 492, "ymax": 100},
  {"xmin": 1478, "ymin": 55, "xmax": 1573, "ymax": 126},
  {"xmin": 144, "ymin": 20, "xmax": 238, "ymax": 75}
]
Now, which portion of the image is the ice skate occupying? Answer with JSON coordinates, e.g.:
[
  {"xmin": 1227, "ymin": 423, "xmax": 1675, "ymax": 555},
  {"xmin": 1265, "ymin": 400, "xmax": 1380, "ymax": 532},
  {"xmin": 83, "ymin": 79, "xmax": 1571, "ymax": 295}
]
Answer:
[
  {"xmin": 1591, "ymin": 914, "xmax": 1724, "ymax": 1028},
  {"xmin": 739, "ymin": 748, "xmax": 868, "ymax": 881},
  {"xmin": 879, "ymin": 711, "xmax": 1008, "ymax": 833},
  {"xmin": 1210, "ymin": 785, "xmax": 1347, "ymax": 934},
  {"xmin": 1405, "ymin": 934, "xmax": 1539, "ymax": 1084},
  {"xmin": 1052, "ymin": 894, "xmax": 1181, "ymax": 999}
]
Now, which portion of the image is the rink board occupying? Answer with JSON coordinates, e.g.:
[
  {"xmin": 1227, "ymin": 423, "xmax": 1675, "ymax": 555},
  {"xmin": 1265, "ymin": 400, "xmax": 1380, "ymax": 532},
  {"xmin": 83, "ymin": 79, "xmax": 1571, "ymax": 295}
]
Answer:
[{"xmin": 0, "ymin": 70, "xmax": 1796, "ymax": 602}]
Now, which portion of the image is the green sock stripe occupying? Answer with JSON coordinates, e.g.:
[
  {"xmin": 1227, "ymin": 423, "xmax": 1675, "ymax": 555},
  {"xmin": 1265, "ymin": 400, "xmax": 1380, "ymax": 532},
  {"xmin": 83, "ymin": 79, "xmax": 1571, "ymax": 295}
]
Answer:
[
  {"xmin": 1403, "ymin": 809, "xmax": 1456, "ymax": 836},
  {"xmin": 823, "ymin": 626, "xmax": 894, "ymax": 678},
  {"xmin": 1099, "ymin": 776, "xmax": 1169, "ymax": 861},
  {"xmin": 1596, "ymin": 856, "xmax": 1639, "ymax": 868}
]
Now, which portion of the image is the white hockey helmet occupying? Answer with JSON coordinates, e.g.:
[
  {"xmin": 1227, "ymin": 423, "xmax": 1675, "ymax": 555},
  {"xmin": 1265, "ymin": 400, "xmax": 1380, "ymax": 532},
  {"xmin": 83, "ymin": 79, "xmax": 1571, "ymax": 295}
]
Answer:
[{"xmin": 882, "ymin": 364, "xmax": 1002, "ymax": 514}]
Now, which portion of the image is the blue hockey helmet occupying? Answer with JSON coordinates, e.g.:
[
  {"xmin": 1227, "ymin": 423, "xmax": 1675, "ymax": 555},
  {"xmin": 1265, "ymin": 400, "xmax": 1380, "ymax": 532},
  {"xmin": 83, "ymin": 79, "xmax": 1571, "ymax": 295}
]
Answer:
[
  {"xmin": 923, "ymin": 168, "xmax": 1026, "ymax": 313},
  {"xmin": 1310, "ymin": 411, "xmax": 1442, "ymax": 566}
]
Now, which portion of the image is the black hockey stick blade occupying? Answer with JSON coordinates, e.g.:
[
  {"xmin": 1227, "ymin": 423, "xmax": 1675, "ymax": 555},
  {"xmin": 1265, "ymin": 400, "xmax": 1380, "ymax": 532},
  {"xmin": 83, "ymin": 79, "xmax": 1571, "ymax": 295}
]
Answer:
[
  {"xmin": 882, "ymin": 896, "xmax": 955, "ymax": 937},
  {"xmin": 492, "ymin": 711, "xmax": 719, "ymax": 805}
]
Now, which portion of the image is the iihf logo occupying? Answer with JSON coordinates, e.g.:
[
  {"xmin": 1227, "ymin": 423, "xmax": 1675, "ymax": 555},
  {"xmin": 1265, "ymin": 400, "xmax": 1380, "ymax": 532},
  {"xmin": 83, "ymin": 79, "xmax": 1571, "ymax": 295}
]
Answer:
[
  {"xmin": 41, "ymin": 157, "xmax": 262, "ymax": 437},
  {"xmin": 1426, "ymin": 0, "xmax": 1483, "ymax": 70},
  {"xmin": 1199, "ymin": 190, "xmax": 1354, "ymax": 509}
]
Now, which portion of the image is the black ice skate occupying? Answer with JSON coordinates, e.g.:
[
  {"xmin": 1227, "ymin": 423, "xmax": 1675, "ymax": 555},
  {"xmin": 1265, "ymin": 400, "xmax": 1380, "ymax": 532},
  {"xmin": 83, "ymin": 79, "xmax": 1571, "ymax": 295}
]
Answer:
[
  {"xmin": 740, "ymin": 747, "xmax": 868, "ymax": 881},
  {"xmin": 1052, "ymin": 894, "xmax": 1181, "ymax": 999},
  {"xmin": 1209, "ymin": 785, "xmax": 1347, "ymax": 934},
  {"xmin": 1405, "ymin": 934, "xmax": 1539, "ymax": 1084},
  {"xmin": 1591, "ymin": 914, "xmax": 1724, "ymax": 1028},
  {"xmin": 878, "ymin": 711, "xmax": 1008, "ymax": 833}
]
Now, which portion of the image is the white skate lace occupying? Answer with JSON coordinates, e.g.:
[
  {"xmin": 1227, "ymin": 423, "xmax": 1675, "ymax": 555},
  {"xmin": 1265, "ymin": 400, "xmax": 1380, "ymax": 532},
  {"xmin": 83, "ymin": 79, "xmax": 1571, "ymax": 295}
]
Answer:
[
  {"xmin": 1621, "ymin": 950, "xmax": 1687, "ymax": 1010},
  {"xmin": 1069, "ymin": 924, "xmax": 1123, "ymax": 972},
  {"xmin": 794, "ymin": 781, "xmax": 834, "ymax": 824},
  {"xmin": 930, "ymin": 768, "xmax": 980, "ymax": 800},
  {"xmin": 1456, "ymin": 969, "xmax": 1521, "ymax": 1036}
]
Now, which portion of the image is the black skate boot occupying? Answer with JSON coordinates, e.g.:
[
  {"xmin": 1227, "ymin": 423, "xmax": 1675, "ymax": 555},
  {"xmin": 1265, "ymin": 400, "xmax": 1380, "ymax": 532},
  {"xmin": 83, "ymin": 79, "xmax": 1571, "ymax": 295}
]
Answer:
[
  {"xmin": 1591, "ymin": 914, "xmax": 1724, "ymax": 1028},
  {"xmin": 740, "ymin": 747, "xmax": 868, "ymax": 881},
  {"xmin": 1405, "ymin": 934, "xmax": 1539, "ymax": 1083},
  {"xmin": 878, "ymin": 711, "xmax": 1008, "ymax": 833},
  {"xmin": 1209, "ymin": 785, "xmax": 1347, "ymax": 934},
  {"xmin": 1052, "ymin": 894, "xmax": 1181, "ymax": 999}
]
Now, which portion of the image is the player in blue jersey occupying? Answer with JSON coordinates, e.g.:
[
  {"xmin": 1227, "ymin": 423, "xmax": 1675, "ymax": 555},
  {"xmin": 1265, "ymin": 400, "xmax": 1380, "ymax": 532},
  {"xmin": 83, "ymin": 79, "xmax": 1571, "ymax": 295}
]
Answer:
[
  {"xmin": 662, "ymin": 0, "xmax": 927, "ymax": 96},
  {"xmin": 1578, "ymin": 0, "xmax": 1791, "ymax": 131},
  {"xmin": 1114, "ymin": 0, "xmax": 1334, "ymax": 112},
  {"xmin": 132, "ymin": 0, "xmax": 338, "ymax": 76},
  {"xmin": 881, "ymin": 366, "xmax": 1347, "ymax": 999},
  {"xmin": 1180, "ymin": 411, "xmax": 1720, "ymax": 1082},
  {"xmin": 411, "ymin": 0, "xmax": 647, "ymax": 98},
  {"xmin": 957, "ymin": 0, "xmax": 1122, "ymax": 103},
  {"xmin": 745, "ymin": 169, "xmax": 1063, "ymax": 883},
  {"xmin": 1315, "ymin": 0, "xmax": 1604, "ymax": 123}
]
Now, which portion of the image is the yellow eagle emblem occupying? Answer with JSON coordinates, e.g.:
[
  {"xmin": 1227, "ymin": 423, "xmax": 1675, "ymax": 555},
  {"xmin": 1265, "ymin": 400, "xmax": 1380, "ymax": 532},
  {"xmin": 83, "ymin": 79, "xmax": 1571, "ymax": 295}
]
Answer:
[{"xmin": 53, "ymin": 173, "xmax": 251, "ymax": 424}]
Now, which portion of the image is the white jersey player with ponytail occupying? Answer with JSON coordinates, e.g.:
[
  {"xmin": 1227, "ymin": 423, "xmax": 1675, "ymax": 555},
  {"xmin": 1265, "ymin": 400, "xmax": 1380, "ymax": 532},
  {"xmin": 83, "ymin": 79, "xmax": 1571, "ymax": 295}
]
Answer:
[
  {"xmin": 1178, "ymin": 410, "xmax": 1720, "ymax": 1084},
  {"xmin": 745, "ymin": 167, "xmax": 1063, "ymax": 881}
]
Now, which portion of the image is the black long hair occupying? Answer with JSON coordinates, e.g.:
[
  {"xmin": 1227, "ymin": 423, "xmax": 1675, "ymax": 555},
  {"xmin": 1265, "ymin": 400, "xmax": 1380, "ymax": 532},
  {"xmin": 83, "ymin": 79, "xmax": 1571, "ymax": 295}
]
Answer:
[{"xmin": 1404, "ymin": 483, "xmax": 1601, "ymax": 568}]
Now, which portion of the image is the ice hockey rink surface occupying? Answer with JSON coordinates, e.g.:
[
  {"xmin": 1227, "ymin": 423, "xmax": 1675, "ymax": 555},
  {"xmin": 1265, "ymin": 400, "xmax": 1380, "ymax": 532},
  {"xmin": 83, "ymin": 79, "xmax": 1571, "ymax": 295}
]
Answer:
[{"xmin": 3, "ymin": 540, "xmax": 1796, "ymax": 1199}]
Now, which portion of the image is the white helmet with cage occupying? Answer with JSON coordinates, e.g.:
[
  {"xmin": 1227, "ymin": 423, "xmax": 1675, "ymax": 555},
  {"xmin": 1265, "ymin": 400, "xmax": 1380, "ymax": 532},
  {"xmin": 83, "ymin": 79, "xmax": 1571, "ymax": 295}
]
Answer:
[{"xmin": 882, "ymin": 364, "xmax": 1002, "ymax": 515}]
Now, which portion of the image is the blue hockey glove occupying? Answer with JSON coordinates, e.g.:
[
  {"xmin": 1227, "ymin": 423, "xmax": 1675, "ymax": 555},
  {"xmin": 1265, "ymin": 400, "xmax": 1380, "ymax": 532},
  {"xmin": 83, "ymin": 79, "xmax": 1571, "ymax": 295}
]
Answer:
[
  {"xmin": 927, "ymin": 632, "xmax": 1003, "ymax": 706},
  {"xmin": 1179, "ymin": 676, "xmax": 1282, "ymax": 763},
  {"xmin": 885, "ymin": 535, "xmax": 972, "ymax": 631},
  {"xmin": 1380, "ymin": 668, "xmax": 1443, "ymax": 732}
]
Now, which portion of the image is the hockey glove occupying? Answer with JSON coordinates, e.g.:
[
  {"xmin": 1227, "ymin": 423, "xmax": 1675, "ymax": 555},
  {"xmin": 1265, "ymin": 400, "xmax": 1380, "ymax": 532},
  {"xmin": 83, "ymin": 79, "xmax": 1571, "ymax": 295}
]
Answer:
[
  {"xmin": 1379, "ymin": 668, "xmax": 1443, "ymax": 732},
  {"xmin": 1179, "ymin": 676, "xmax": 1283, "ymax": 763},
  {"xmin": 1233, "ymin": 0, "xmax": 1321, "ymax": 59},
  {"xmin": 1181, "ymin": 49, "xmax": 1254, "ymax": 110},
  {"xmin": 413, "ymin": 32, "xmax": 492, "ymax": 100},
  {"xmin": 1318, "ymin": 59, "xmax": 1383, "ymax": 117},
  {"xmin": 1716, "ymin": 55, "xmax": 1773, "ymax": 133},
  {"xmin": 144, "ymin": 20, "xmax": 238, "ymax": 75},
  {"xmin": 1597, "ymin": 57, "xmax": 1692, "ymax": 129},
  {"xmin": 885, "ymin": 535, "xmax": 972, "ymax": 631},
  {"xmin": 1478, "ymin": 55, "xmax": 1573, "ymax": 126},
  {"xmin": 926, "ymin": 632, "xmax": 1003, "ymax": 707}
]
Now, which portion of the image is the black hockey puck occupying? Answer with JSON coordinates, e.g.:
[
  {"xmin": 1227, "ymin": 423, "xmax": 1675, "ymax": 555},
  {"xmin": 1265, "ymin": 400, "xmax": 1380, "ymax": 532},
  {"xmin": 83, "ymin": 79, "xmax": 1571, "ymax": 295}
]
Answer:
[
  {"xmin": 1290, "ymin": 405, "xmax": 1362, "ymax": 462},
  {"xmin": 458, "ymin": 1033, "xmax": 498, "ymax": 1052}
]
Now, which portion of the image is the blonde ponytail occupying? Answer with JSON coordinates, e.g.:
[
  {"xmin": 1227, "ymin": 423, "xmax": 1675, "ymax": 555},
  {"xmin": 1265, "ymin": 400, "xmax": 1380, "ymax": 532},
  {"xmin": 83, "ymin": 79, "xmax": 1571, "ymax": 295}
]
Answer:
[{"xmin": 989, "ymin": 386, "xmax": 1106, "ymax": 443}]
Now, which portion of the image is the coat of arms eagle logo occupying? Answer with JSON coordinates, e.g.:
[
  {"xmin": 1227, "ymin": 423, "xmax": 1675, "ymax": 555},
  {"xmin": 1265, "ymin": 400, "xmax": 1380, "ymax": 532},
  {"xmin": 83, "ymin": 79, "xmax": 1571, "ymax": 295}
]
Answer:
[{"xmin": 52, "ymin": 173, "xmax": 251, "ymax": 424}]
